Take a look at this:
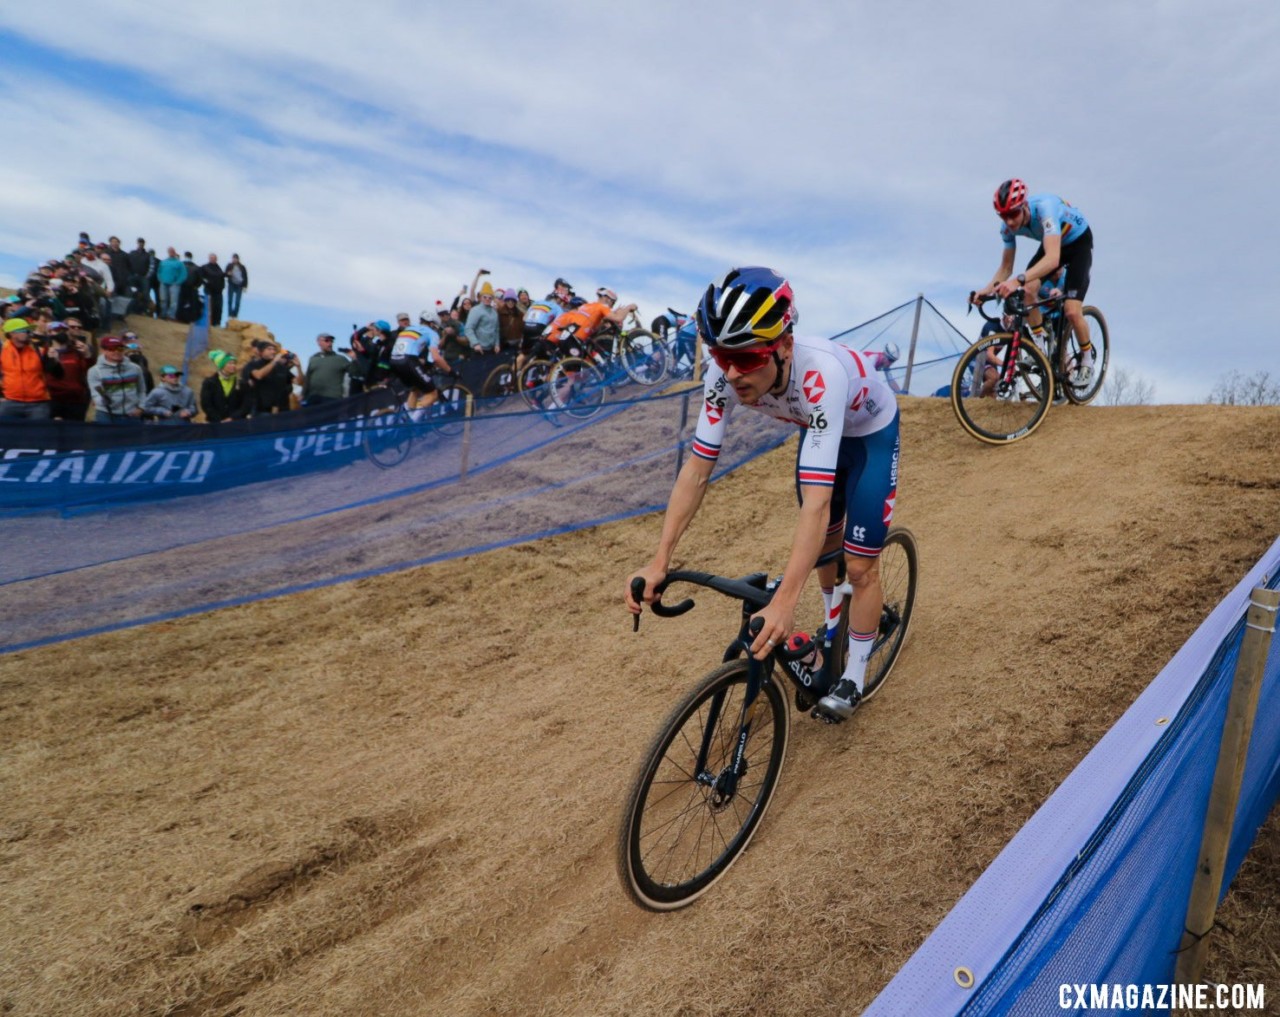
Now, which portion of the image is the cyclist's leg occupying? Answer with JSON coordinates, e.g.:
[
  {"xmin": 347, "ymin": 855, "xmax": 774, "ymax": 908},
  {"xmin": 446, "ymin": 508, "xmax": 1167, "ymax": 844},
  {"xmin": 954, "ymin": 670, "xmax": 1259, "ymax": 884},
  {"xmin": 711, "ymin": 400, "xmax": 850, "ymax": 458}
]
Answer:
[
  {"xmin": 798, "ymin": 432, "xmax": 847, "ymax": 639},
  {"xmin": 1060, "ymin": 232, "xmax": 1095, "ymax": 379},
  {"xmin": 819, "ymin": 418, "xmax": 899, "ymax": 715}
]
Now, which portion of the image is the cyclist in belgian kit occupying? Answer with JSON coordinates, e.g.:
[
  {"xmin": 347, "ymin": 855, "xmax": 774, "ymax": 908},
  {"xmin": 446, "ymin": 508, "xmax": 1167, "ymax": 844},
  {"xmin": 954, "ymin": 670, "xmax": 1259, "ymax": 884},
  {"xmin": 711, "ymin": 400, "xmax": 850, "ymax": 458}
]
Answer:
[
  {"xmin": 625, "ymin": 267, "xmax": 900, "ymax": 719},
  {"xmin": 975, "ymin": 179, "xmax": 1096, "ymax": 386},
  {"xmin": 388, "ymin": 323, "xmax": 453, "ymax": 417}
]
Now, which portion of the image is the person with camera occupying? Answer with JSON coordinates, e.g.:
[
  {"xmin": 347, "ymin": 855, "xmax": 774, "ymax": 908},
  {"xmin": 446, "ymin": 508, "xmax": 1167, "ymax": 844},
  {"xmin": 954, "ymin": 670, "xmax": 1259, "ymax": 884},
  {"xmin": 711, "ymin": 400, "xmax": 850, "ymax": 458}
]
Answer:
[
  {"xmin": 143, "ymin": 365, "xmax": 197, "ymax": 424},
  {"xmin": 0, "ymin": 317, "xmax": 63, "ymax": 421},
  {"xmin": 43, "ymin": 321, "xmax": 96, "ymax": 421},
  {"xmin": 243, "ymin": 340, "xmax": 299, "ymax": 415}
]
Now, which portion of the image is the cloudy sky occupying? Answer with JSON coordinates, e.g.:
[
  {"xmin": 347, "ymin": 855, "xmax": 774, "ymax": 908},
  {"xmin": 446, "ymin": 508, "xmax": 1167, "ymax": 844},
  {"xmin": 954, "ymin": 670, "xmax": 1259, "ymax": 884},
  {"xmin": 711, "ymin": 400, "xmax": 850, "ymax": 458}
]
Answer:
[{"xmin": 1, "ymin": 2, "xmax": 1275, "ymax": 402}]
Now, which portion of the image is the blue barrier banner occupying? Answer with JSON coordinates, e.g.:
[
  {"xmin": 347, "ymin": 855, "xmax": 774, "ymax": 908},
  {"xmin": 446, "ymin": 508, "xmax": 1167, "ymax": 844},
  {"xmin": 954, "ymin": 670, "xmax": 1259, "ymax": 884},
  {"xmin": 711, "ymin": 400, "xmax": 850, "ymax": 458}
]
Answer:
[{"xmin": 865, "ymin": 536, "xmax": 1280, "ymax": 1017}]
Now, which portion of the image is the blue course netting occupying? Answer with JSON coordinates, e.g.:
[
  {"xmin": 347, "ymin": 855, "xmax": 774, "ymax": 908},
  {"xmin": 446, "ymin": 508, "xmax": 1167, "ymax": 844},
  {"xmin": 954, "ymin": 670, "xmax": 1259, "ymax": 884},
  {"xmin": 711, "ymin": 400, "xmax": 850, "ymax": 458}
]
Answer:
[
  {"xmin": 0, "ymin": 384, "xmax": 791, "ymax": 653},
  {"xmin": 831, "ymin": 296, "xmax": 972, "ymax": 397},
  {"xmin": 866, "ymin": 536, "xmax": 1280, "ymax": 1016}
]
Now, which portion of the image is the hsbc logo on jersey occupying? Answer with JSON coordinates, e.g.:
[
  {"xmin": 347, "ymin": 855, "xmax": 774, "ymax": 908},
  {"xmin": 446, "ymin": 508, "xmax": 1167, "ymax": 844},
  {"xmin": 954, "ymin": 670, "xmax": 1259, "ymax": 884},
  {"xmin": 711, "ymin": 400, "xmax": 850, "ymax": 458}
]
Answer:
[
  {"xmin": 883, "ymin": 489, "xmax": 897, "ymax": 524},
  {"xmin": 802, "ymin": 371, "xmax": 826, "ymax": 403}
]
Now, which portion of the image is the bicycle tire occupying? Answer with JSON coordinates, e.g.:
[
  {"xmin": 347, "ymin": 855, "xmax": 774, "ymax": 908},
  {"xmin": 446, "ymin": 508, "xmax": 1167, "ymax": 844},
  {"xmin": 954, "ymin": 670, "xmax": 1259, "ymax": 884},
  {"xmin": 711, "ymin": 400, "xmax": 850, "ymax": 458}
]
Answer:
[
  {"xmin": 362, "ymin": 404, "xmax": 413, "ymax": 470},
  {"xmin": 432, "ymin": 380, "xmax": 472, "ymax": 436},
  {"xmin": 480, "ymin": 362, "xmax": 518, "ymax": 406},
  {"xmin": 951, "ymin": 333, "xmax": 1054, "ymax": 445},
  {"xmin": 618, "ymin": 660, "xmax": 789, "ymax": 911},
  {"xmin": 546, "ymin": 357, "xmax": 607, "ymax": 419},
  {"xmin": 518, "ymin": 359, "xmax": 553, "ymax": 411},
  {"xmin": 830, "ymin": 526, "xmax": 919, "ymax": 700},
  {"xmin": 618, "ymin": 329, "xmax": 670, "ymax": 386},
  {"xmin": 1062, "ymin": 306, "xmax": 1110, "ymax": 406}
]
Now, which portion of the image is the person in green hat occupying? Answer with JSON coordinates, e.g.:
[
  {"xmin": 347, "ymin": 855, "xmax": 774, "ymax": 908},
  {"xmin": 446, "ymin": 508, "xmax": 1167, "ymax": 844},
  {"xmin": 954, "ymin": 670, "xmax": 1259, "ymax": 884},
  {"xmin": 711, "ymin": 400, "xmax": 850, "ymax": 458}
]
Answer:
[
  {"xmin": 200, "ymin": 349, "xmax": 250, "ymax": 423},
  {"xmin": 1, "ymin": 317, "xmax": 63, "ymax": 420}
]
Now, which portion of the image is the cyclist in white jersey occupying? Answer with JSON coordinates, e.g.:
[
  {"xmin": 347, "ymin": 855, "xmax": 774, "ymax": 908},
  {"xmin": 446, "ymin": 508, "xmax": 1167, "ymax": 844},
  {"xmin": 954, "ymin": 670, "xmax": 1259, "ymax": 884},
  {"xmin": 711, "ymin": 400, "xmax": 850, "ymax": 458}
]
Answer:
[{"xmin": 625, "ymin": 267, "xmax": 901, "ymax": 719}]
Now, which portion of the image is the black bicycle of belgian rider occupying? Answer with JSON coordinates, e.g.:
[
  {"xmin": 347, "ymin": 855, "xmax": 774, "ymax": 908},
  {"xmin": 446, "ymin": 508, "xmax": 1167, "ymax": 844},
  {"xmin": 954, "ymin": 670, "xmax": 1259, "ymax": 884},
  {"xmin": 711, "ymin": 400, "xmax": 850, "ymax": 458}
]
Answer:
[
  {"xmin": 951, "ymin": 290, "xmax": 1110, "ymax": 445},
  {"xmin": 617, "ymin": 527, "xmax": 919, "ymax": 911}
]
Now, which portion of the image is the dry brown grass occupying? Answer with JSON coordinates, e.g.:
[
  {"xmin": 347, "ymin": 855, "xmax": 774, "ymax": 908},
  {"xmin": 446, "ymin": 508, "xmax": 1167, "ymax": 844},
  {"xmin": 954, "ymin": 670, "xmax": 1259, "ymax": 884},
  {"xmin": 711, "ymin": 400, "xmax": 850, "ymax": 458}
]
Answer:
[{"xmin": 1, "ymin": 398, "xmax": 1279, "ymax": 1015}]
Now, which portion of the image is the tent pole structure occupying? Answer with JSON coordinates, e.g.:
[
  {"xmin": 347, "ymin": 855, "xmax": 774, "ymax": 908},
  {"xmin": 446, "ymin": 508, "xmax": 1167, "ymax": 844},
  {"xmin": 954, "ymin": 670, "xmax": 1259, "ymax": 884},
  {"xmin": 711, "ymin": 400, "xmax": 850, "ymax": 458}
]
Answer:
[{"xmin": 903, "ymin": 293, "xmax": 923, "ymax": 394}]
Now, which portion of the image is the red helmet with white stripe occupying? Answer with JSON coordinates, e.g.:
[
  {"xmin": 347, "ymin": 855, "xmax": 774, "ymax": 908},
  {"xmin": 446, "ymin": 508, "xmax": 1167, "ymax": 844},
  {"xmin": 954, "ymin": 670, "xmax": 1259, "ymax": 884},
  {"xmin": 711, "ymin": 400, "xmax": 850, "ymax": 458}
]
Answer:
[{"xmin": 993, "ymin": 178, "xmax": 1027, "ymax": 215}]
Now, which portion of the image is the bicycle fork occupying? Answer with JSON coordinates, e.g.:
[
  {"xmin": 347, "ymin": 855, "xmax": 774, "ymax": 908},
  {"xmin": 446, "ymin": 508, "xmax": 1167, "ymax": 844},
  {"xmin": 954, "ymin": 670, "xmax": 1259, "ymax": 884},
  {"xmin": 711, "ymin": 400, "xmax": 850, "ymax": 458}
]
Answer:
[{"xmin": 696, "ymin": 653, "xmax": 767, "ymax": 806}]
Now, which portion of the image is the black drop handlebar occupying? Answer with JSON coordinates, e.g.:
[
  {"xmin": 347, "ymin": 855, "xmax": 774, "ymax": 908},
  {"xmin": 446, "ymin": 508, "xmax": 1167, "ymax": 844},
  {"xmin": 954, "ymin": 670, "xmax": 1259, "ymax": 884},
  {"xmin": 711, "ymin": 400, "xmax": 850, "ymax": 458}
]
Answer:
[
  {"xmin": 968, "ymin": 289, "xmax": 1063, "ymax": 326},
  {"xmin": 629, "ymin": 572, "xmax": 816, "ymax": 660}
]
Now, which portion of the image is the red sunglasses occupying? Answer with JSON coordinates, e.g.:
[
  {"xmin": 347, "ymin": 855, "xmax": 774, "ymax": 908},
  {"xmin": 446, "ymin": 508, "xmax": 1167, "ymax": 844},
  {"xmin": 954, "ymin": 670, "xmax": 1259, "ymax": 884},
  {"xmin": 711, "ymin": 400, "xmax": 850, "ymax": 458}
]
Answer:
[{"xmin": 709, "ymin": 340, "xmax": 782, "ymax": 374}]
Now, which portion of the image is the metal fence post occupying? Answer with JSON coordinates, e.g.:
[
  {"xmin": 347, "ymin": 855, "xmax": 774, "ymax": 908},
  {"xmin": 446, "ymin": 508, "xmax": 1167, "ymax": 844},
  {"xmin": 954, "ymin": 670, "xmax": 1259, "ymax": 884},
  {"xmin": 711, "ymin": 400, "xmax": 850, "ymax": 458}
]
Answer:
[
  {"xmin": 1175, "ymin": 586, "xmax": 1280, "ymax": 984},
  {"xmin": 902, "ymin": 293, "xmax": 924, "ymax": 395}
]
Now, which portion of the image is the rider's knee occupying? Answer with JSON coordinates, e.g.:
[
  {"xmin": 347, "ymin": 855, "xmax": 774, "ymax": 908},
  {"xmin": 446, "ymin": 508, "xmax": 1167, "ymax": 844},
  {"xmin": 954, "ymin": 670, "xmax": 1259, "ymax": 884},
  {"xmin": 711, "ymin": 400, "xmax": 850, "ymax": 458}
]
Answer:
[{"xmin": 843, "ymin": 553, "xmax": 879, "ymax": 587}]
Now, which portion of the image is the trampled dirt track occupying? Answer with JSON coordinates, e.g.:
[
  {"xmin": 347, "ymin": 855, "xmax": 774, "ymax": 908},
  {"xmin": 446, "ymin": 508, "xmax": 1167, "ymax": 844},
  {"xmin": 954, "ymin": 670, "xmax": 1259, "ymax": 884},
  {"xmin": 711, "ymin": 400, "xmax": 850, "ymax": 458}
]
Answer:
[{"xmin": 3, "ymin": 397, "xmax": 1279, "ymax": 1016}]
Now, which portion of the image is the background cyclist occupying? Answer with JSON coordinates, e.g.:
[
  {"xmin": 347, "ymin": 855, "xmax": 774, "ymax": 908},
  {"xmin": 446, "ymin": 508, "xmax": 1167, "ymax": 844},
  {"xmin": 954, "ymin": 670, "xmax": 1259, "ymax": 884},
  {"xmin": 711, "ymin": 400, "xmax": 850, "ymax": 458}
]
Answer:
[
  {"xmin": 539, "ymin": 287, "xmax": 638, "ymax": 356},
  {"xmin": 974, "ymin": 178, "xmax": 1096, "ymax": 385},
  {"xmin": 625, "ymin": 267, "xmax": 900, "ymax": 720},
  {"xmin": 516, "ymin": 277, "xmax": 574, "ymax": 375},
  {"xmin": 388, "ymin": 322, "xmax": 454, "ymax": 419}
]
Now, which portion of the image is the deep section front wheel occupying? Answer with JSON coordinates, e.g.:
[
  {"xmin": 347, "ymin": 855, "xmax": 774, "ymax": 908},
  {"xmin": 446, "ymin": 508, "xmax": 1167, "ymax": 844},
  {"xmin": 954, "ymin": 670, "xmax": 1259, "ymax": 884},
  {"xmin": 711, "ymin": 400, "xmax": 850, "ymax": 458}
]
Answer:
[
  {"xmin": 951, "ymin": 333, "xmax": 1053, "ymax": 444},
  {"xmin": 618, "ymin": 661, "xmax": 789, "ymax": 911},
  {"xmin": 362, "ymin": 405, "xmax": 413, "ymax": 469},
  {"xmin": 617, "ymin": 329, "xmax": 670, "ymax": 386},
  {"xmin": 431, "ymin": 381, "xmax": 471, "ymax": 436},
  {"xmin": 829, "ymin": 526, "xmax": 919, "ymax": 701},
  {"xmin": 546, "ymin": 357, "xmax": 607, "ymax": 419}
]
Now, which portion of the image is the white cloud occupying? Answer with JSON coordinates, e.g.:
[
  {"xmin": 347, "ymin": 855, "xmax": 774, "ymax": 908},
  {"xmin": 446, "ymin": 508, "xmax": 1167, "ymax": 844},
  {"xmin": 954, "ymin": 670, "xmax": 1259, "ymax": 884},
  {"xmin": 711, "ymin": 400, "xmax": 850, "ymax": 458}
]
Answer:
[{"xmin": 0, "ymin": 0, "xmax": 1276, "ymax": 402}]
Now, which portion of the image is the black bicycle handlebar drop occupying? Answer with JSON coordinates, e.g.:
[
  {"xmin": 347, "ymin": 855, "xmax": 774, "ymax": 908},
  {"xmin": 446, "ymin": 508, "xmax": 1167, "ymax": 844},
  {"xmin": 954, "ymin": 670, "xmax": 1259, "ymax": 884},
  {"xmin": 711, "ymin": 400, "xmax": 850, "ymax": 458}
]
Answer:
[
  {"xmin": 630, "ymin": 569, "xmax": 774, "ymax": 629},
  {"xmin": 971, "ymin": 289, "xmax": 1063, "ymax": 326}
]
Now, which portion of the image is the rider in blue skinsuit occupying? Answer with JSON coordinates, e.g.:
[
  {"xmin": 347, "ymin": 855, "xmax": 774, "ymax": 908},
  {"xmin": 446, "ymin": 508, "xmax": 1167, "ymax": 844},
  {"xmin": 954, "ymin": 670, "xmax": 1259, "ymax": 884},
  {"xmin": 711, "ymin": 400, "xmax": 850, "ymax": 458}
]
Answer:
[{"xmin": 973, "ymin": 179, "xmax": 1096, "ymax": 386}]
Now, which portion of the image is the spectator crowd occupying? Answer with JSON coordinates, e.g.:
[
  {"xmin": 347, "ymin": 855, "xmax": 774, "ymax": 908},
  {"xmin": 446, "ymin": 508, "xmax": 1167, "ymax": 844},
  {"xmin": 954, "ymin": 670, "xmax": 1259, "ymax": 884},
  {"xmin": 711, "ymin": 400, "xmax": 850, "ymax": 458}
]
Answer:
[{"xmin": 2, "ymin": 237, "xmax": 631, "ymax": 425}]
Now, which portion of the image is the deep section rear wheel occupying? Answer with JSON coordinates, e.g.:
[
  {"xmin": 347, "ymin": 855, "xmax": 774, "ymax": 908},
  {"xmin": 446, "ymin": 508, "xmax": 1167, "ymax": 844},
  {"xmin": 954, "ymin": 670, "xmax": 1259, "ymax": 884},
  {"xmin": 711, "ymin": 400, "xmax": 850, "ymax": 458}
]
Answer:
[
  {"xmin": 618, "ymin": 661, "xmax": 789, "ymax": 911},
  {"xmin": 1062, "ymin": 306, "xmax": 1110, "ymax": 406},
  {"xmin": 480, "ymin": 362, "xmax": 518, "ymax": 406},
  {"xmin": 830, "ymin": 526, "xmax": 919, "ymax": 700},
  {"xmin": 518, "ymin": 359, "xmax": 552, "ymax": 411},
  {"xmin": 951, "ymin": 333, "xmax": 1053, "ymax": 444}
]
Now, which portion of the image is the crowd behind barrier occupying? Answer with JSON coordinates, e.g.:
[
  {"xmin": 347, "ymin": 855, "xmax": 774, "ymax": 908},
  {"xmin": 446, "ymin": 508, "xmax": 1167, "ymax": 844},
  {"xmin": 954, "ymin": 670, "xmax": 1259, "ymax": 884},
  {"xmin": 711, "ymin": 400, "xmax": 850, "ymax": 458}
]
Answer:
[{"xmin": 1, "ymin": 238, "xmax": 651, "ymax": 428}]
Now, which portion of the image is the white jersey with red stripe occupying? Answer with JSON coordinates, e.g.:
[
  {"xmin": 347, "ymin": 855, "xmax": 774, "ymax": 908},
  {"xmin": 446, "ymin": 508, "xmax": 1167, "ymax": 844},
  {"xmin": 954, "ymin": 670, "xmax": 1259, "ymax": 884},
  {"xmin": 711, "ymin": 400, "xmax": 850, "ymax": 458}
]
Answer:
[{"xmin": 691, "ymin": 334, "xmax": 898, "ymax": 488}]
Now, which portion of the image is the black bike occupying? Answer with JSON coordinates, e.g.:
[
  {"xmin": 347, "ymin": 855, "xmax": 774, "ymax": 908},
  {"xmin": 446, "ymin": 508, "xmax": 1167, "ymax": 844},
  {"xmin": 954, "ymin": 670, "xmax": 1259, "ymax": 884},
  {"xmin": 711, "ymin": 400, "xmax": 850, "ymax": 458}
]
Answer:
[
  {"xmin": 361, "ymin": 372, "xmax": 472, "ymax": 469},
  {"xmin": 617, "ymin": 527, "xmax": 918, "ymax": 910},
  {"xmin": 951, "ymin": 291, "xmax": 1110, "ymax": 445}
]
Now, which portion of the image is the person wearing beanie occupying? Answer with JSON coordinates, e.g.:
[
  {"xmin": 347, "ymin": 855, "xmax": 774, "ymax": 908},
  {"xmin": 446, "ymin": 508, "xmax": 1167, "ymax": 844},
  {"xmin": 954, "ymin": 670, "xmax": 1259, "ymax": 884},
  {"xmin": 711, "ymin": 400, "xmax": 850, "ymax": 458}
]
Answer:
[
  {"xmin": 143, "ymin": 365, "xmax": 197, "ymax": 424},
  {"xmin": 496, "ymin": 289, "xmax": 524, "ymax": 350},
  {"xmin": 1, "ymin": 318, "xmax": 63, "ymax": 420},
  {"xmin": 201, "ymin": 350, "xmax": 249, "ymax": 422}
]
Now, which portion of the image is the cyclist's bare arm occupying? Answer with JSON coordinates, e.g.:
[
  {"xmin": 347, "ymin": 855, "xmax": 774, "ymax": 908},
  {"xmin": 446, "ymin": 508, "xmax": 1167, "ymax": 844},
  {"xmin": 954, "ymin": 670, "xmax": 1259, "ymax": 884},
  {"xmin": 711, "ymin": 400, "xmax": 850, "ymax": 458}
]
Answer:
[
  {"xmin": 997, "ymin": 234, "xmax": 1061, "ymax": 296},
  {"xmin": 606, "ymin": 303, "xmax": 639, "ymax": 327},
  {"xmin": 747, "ymin": 487, "xmax": 831, "ymax": 660},
  {"xmin": 625, "ymin": 454, "xmax": 714, "ymax": 613}
]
